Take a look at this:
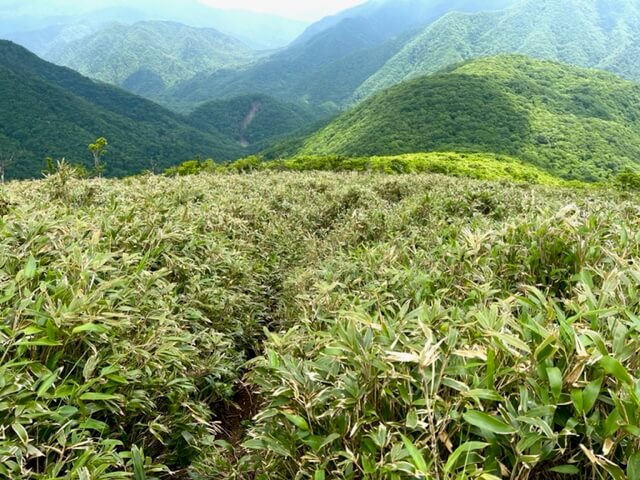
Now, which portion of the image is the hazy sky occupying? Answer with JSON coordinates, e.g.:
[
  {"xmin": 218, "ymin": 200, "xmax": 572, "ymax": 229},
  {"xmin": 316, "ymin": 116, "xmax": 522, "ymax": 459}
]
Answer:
[
  {"xmin": 200, "ymin": 0, "xmax": 366, "ymax": 20},
  {"xmin": 0, "ymin": 0, "xmax": 368, "ymax": 21}
]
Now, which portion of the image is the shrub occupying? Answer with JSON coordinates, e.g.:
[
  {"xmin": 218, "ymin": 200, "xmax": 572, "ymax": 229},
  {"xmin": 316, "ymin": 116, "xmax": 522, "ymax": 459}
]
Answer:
[
  {"xmin": 0, "ymin": 171, "xmax": 637, "ymax": 479},
  {"xmin": 615, "ymin": 169, "xmax": 640, "ymax": 191}
]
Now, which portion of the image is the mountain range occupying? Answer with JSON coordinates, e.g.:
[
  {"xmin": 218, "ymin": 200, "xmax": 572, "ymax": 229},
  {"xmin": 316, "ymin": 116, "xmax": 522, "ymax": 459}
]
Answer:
[
  {"xmin": 0, "ymin": 40, "xmax": 244, "ymax": 178},
  {"xmin": 0, "ymin": 2, "xmax": 307, "ymax": 52},
  {"xmin": 10, "ymin": 0, "xmax": 640, "ymax": 115},
  {"xmin": 45, "ymin": 21, "xmax": 258, "ymax": 97},
  {"xmin": 2, "ymin": 0, "xmax": 640, "ymax": 182},
  {"xmin": 353, "ymin": 0, "xmax": 640, "ymax": 101},
  {"xmin": 162, "ymin": 0, "xmax": 519, "ymax": 109}
]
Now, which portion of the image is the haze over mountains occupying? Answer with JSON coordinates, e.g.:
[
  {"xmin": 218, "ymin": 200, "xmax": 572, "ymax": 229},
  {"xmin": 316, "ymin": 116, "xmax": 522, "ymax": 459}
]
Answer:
[
  {"xmin": 0, "ymin": 1, "xmax": 307, "ymax": 51},
  {"xmin": 46, "ymin": 21, "xmax": 258, "ymax": 97},
  {"xmin": 1, "ymin": 0, "xmax": 640, "ymax": 181}
]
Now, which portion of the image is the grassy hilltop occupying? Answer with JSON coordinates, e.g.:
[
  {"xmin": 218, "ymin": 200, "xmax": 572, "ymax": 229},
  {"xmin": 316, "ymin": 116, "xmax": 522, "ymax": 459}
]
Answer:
[{"xmin": 1, "ymin": 166, "xmax": 640, "ymax": 478}]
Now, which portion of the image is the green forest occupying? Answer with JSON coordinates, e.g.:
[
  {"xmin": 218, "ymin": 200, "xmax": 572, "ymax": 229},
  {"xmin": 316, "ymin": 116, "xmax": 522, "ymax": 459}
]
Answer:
[
  {"xmin": 46, "ymin": 21, "xmax": 257, "ymax": 97},
  {"xmin": 0, "ymin": 41, "xmax": 243, "ymax": 179},
  {"xmin": 299, "ymin": 56, "xmax": 640, "ymax": 181},
  {"xmin": 355, "ymin": 0, "xmax": 640, "ymax": 101}
]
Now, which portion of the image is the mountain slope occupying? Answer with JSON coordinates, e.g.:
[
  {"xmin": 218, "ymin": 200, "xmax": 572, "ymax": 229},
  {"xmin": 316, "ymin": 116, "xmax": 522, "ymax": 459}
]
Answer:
[
  {"xmin": 189, "ymin": 94, "xmax": 320, "ymax": 150},
  {"xmin": 293, "ymin": 0, "xmax": 516, "ymax": 46},
  {"xmin": 0, "ymin": 41, "xmax": 242, "ymax": 179},
  {"xmin": 297, "ymin": 55, "xmax": 640, "ymax": 181},
  {"xmin": 45, "ymin": 21, "xmax": 257, "ymax": 97},
  {"xmin": 4, "ymin": 23, "xmax": 97, "ymax": 57},
  {"xmin": 166, "ymin": 0, "xmax": 517, "ymax": 109},
  {"xmin": 355, "ymin": 0, "xmax": 640, "ymax": 101},
  {"xmin": 0, "ymin": 2, "xmax": 307, "ymax": 51}
]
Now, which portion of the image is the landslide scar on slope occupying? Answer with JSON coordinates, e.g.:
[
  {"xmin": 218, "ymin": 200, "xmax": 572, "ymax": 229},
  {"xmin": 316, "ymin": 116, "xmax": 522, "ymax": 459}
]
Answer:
[{"xmin": 239, "ymin": 99, "xmax": 263, "ymax": 147}]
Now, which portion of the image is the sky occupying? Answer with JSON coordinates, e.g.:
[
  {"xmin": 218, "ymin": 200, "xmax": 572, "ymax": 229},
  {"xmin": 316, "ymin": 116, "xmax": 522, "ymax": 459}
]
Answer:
[
  {"xmin": 199, "ymin": 0, "xmax": 366, "ymax": 20},
  {"xmin": 0, "ymin": 0, "xmax": 368, "ymax": 21}
]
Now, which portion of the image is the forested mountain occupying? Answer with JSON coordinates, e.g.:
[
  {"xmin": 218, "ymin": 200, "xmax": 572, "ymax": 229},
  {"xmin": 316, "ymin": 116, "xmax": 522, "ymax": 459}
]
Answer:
[
  {"xmin": 188, "ymin": 94, "xmax": 320, "ymax": 149},
  {"xmin": 0, "ymin": 41, "xmax": 242, "ymax": 179},
  {"xmin": 0, "ymin": 1, "xmax": 307, "ymax": 50},
  {"xmin": 0, "ymin": 8, "xmax": 140, "ymax": 57},
  {"xmin": 4, "ymin": 23, "xmax": 99, "ymax": 57},
  {"xmin": 164, "ymin": 0, "xmax": 517, "ymax": 109},
  {"xmin": 44, "ymin": 21, "xmax": 257, "ymax": 97},
  {"xmin": 354, "ymin": 0, "xmax": 640, "ymax": 100},
  {"xmin": 293, "ymin": 0, "xmax": 516, "ymax": 46},
  {"xmin": 5, "ymin": 0, "xmax": 640, "ymax": 181},
  {"xmin": 166, "ymin": 0, "xmax": 640, "ymax": 111},
  {"xmin": 296, "ymin": 55, "xmax": 640, "ymax": 181}
]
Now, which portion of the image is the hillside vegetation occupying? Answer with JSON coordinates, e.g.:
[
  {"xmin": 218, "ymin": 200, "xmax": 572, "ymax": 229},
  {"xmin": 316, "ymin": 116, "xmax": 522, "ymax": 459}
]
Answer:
[
  {"xmin": 46, "ymin": 21, "xmax": 257, "ymax": 98},
  {"xmin": 1, "ymin": 169, "xmax": 640, "ymax": 478},
  {"xmin": 165, "ymin": 0, "xmax": 516, "ymax": 109},
  {"xmin": 0, "ymin": 1, "xmax": 307, "ymax": 51},
  {"xmin": 173, "ymin": 152, "xmax": 566, "ymax": 186},
  {"xmin": 188, "ymin": 94, "xmax": 320, "ymax": 149},
  {"xmin": 355, "ymin": 0, "xmax": 640, "ymax": 100},
  {"xmin": 0, "ymin": 41, "xmax": 244, "ymax": 179},
  {"xmin": 299, "ymin": 55, "xmax": 640, "ymax": 181}
]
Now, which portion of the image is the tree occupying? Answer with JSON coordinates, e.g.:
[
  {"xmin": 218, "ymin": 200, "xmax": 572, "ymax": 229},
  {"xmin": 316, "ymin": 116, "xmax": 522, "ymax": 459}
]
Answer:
[
  {"xmin": 0, "ymin": 153, "xmax": 15, "ymax": 184},
  {"xmin": 88, "ymin": 137, "xmax": 108, "ymax": 177}
]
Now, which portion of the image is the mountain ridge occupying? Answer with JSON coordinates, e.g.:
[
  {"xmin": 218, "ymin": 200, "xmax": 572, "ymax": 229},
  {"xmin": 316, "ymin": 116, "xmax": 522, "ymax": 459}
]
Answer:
[
  {"xmin": 295, "ymin": 55, "xmax": 640, "ymax": 181},
  {"xmin": 44, "ymin": 20, "xmax": 257, "ymax": 98},
  {"xmin": 353, "ymin": 0, "xmax": 640, "ymax": 101},
  {"xmin": 0, "ymin": 40, "xmax": 243, "ymax": 179},
  {"xmin": 163, "ymin": 0, "xmax": 519, "ymax": 109}
]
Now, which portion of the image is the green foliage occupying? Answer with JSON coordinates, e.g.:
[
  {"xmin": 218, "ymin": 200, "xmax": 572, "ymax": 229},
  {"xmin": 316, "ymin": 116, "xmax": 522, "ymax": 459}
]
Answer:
[
  {"xmin": 229, "ymin": 174, "xmax": 640, "ymax": 480},
  {"xmin": 165, "ymin": 157, "xmax": 216, "ymax": 176},
  {"xmin": 224, "ymin": 155, "xmax": 264, "ymax": 173},
  {"xmin": 0, "ymin": 40, "xmax": 243, "ymax": 179},
  {"xmin": 88, "ymin": 136, "xmax": 108, "ymax": 176},
  {"xmin": 219, "ymin": 152, "xmax": 567, "ymax": 185},
  {"xmin": 615, "ymin": 169, "xmax": 640, "ymax": 191},
  {"xmin": 355, "ymin": 0, "xmax": 640, "ymax": 101},
  {"xmin": 300, "ymin": 55, "xmax": 640, "ymax": 181},
  {"xmin": 45, "ymin": 21, "xmax": 257, "ymax": 98},
  {"xmin": 188, "ymin": 94, "xmax": 320, "ymax": 150},
  {"xmin": 2, "ymin": 166, "xmax": 640, "ymax": 478},
  {"xmin": 1, "ymin": 172, "xmax": 344, "ymax": 477}
]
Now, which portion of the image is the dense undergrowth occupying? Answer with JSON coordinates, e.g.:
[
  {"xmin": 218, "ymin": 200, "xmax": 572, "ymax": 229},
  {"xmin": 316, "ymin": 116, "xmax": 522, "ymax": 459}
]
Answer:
[
  {"xmin": 1, "ymin": 169, "xmax": 640, "ymax": 479},
  {"xmin": 167, "ymin": 152, "xmax": 567, "ymax": 186}
]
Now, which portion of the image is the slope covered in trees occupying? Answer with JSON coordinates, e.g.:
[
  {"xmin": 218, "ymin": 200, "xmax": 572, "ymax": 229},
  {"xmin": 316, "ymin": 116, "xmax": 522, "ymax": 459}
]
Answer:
[
  {"xmin": 165, "ymin": 0, "xmax": 517, "ymax": 109},
  {"xmin": 355, "ymin": 0, "xmax": 640, "ymax": 101},
  {"xmin": 45, "ymin": 21, "xmax": 257, "ymax": 98},
  {"xmin": 188, "ymin": 94, "xmax": 320, "ymax": 150},
  {"xmin": 0, "ymin": 1, "xmax": 306, "ymax": 51},
  {"xmin": 0, "ymin": 40, "xmax": 242, "ymax": 179},
  {"xmin": 298, "ymin": 55, "xmax": 640, "ymax": 181}
]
